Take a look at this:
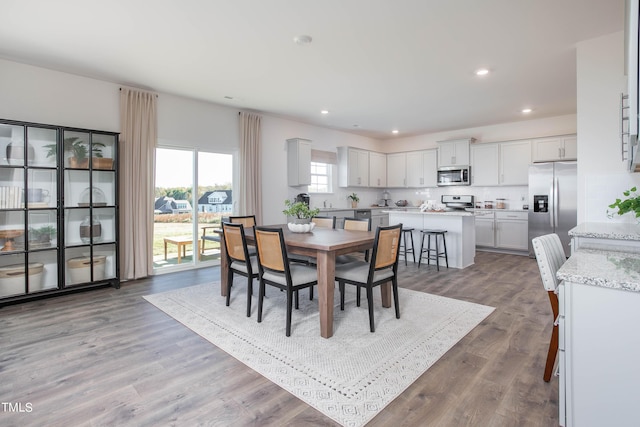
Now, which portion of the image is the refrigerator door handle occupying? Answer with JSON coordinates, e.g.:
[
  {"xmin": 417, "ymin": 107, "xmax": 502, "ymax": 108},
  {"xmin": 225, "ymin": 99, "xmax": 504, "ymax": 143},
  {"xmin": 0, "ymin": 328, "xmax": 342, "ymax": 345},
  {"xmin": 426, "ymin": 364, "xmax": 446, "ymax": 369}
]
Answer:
[
  {"xmin": 554, "ymin": 177, "xmax": 559, "ymax": 229},
  {"xmin": 549, "ymin": 182, "xmax": 555, "ymax": 228}
]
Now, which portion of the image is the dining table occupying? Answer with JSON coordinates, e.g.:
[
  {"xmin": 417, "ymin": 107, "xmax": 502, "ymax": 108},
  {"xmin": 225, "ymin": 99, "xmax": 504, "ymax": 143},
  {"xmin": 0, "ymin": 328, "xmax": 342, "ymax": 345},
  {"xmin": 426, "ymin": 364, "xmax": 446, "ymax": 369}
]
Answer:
[{"xmin": 218, "ymin": 224, "xmax": 391, "ymax": 338}]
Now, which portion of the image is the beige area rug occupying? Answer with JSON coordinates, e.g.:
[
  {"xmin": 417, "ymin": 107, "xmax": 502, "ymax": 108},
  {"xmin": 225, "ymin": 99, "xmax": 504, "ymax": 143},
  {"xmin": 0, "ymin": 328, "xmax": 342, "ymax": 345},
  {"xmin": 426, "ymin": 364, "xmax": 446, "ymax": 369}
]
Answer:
[{"xmin": 144, "ymin": 283, "xmax": 494, "ymax": 427}]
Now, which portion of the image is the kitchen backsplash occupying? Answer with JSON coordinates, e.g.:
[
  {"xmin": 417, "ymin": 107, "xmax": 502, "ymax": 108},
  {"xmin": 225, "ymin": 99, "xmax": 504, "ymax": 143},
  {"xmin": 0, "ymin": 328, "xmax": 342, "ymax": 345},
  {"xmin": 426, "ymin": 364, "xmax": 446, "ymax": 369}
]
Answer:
[{"xmin": 297, "ymin": 185, "xmax": 529, "ymax": 210}]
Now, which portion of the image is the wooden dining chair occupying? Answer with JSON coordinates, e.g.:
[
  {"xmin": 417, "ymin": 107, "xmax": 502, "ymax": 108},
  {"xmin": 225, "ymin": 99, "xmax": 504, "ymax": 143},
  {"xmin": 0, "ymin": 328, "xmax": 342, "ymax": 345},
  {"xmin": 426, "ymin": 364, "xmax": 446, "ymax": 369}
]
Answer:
[
  {"xmin": 337, "ymin": 217, "xmax": 372, "ymax": 264},
  {"xmin": 222, "ymin": 222, "xmax": 258, "ymax": 317},
  {"xmin": 532, "ymin": 233, "xmax": 567, "ymax": 382},
  {"xmin": 335, "ymin": 223, "xmax": 402, "ymax": 332},
  {"xmin": 254, "ymin": 226, "xmax": 318, "ymax": 337},
  {"xmin": 311, "ymin": 215, "xmax": 336, "ymax": 229}
]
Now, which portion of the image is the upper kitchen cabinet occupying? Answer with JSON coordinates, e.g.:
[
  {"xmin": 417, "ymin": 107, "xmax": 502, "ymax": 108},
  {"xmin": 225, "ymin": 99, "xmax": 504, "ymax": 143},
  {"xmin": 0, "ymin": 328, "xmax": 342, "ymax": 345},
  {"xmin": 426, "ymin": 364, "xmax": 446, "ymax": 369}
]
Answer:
[
  {"xmin": 470, "ymin": 143, "xmax": 499, "ymax": 186},
  {"xmin": 531, "ymin": 135, "xmax": 577, "ymax": 162},
  {"xmin": 406, "ymin": 150, "xmax": 437, "ymax": 187},
  {"xmin": 369, "ymin": 152, "xmax": 387, "ymax": 187},
  {"xmin": 286, "ymin": 138, "xmax": 311, "ymax": 186},
  {"xmin": 337, "ymin": 147, "xmax": 369, "ymax": 187},
  {"xmin": 437, "ymin": 138, "xmax": 474, "ymax": 167},
  {"xmin": 386, "ymin": 153, "xmax": 407, "ymax": 187},
  {"xmin": 499, "ymin": 140, "xmax": 531, "ymax": 185}
]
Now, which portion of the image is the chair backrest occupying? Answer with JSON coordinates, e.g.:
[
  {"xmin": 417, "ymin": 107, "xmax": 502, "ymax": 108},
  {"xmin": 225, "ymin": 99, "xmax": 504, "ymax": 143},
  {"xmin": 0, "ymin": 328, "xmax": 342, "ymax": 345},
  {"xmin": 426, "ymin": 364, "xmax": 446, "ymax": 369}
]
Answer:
[
  {"xmin": 222, "ymin": 222, "xmax": 251, "ymax": 264},
  {"xmin": 254, "ymin": 227, "xmax": 287, "ymax": 274},
  {"xmin": 532, "ymin": 233, "xmax": 566, "ymax": 292},
  {"xmin": 343, "ymin": 217, "xmax": 371, "ymax": 231},
  {"xmin": 230, "ymin": 215, "xmax": 256, "ymax": 228},
  {"xmin": 370, "ymin": 223, "xmax": 402, "ymax": 271},
  {"xmin": 311, "ymin": 216, "xmax": 336, "ymax": 228}
]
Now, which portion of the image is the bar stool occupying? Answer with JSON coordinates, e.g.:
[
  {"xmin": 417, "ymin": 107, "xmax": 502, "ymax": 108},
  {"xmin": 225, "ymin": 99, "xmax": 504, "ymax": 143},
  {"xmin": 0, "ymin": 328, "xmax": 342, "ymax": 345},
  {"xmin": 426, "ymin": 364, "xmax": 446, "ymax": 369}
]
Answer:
[
  {"xmin": 399, "ymin": 227, "xmax": 415, "ymax": 266},
  {"xmin": 418, "ymin": 229, "xmax": 448, "ymax": 270}
]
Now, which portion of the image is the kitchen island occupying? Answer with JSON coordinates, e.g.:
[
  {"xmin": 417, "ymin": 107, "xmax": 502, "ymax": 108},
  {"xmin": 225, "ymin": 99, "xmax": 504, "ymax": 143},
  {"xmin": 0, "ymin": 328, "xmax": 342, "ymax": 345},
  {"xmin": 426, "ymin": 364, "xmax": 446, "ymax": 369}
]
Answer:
[
  {"xmin": 556, "ymin": 247, "xmax": 640, "ymax": 427},
  {"xmin": 387, "ymin": 210, "xmax": 475, "ymax": 268}
]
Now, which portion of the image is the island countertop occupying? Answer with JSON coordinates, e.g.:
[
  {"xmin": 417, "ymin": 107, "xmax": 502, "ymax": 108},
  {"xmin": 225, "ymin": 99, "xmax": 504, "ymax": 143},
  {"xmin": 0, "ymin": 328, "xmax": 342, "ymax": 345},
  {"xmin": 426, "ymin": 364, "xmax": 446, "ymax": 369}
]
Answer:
[
  {"xmin": 383, "ymin": 209, "xmax": 473, "ymax": 216},
  {"xmin": 569, "ymin": 222, "xmax": 640, "ymax": 241},
  {"xmin": 557, "ymin": 248, "xmax": 640, "ymax": 293}
]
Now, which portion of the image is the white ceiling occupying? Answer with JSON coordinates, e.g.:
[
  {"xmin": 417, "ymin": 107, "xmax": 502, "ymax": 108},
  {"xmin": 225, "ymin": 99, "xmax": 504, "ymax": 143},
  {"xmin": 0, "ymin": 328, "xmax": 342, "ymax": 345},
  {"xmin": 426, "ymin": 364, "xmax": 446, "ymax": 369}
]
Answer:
[{"xmin": 0, "ymin": 0, "xmax": 624, "ymax": 139}]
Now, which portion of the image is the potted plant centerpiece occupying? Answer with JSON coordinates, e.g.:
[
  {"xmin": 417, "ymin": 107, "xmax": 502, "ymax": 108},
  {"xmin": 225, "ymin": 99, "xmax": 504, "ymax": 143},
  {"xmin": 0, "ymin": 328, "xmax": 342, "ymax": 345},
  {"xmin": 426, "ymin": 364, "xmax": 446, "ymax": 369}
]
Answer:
[
  {"xmin": 44, "ymin": 137, "xmax": 106, "ymax": 169},
  {"xmin": 283, "ymin": 199, "xmax": 320, "ymax": 232},
  {"xmin": 348, "ymin": 192, "xmax": 359, "ymax": 208}
]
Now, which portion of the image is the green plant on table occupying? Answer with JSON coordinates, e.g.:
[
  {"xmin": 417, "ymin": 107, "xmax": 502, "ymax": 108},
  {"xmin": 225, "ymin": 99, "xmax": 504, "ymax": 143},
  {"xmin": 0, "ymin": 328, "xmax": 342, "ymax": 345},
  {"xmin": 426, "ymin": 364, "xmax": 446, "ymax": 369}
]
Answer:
[
  {"xmin": 608, "ymin": 187, "xmax": 640, "ymax": 218},
  {"xmin": 282, "ymin": 199, "xmax": 320, "ymax": 219},
  {"xmin": 348, "ymin": 193, "xmax": 359, "ymax": 202}
]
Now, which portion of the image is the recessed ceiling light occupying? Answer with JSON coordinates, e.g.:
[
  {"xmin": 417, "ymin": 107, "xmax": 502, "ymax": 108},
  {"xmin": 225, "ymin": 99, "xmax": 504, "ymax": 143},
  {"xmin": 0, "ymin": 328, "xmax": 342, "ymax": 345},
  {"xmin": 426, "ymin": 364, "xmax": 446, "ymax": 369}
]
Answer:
[
  {"xmin": 392, "ymin": 130, "xmax": 399, "ymax": 134},
  {"xmin": 293, "ymin": 35, "xmax": 312, "ymax": 45},
  {"xmin": 522, "ymin": 108, "xmax": 533, "ymax": 114},
  {"xmin": 320, "ymin": 110, "xmax": 329, "ymax": 115},
  {"xmin": 475, "ymin": 68, "xmax": 490, "ymax": 76}
]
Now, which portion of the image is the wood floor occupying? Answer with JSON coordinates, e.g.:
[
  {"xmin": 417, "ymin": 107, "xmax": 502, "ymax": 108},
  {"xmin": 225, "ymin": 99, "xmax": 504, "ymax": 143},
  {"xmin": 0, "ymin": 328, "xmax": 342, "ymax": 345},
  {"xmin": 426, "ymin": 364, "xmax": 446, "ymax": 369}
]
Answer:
[{"xmin": 0, "ymin": 252, "xmax": 559, "ymax": 427}]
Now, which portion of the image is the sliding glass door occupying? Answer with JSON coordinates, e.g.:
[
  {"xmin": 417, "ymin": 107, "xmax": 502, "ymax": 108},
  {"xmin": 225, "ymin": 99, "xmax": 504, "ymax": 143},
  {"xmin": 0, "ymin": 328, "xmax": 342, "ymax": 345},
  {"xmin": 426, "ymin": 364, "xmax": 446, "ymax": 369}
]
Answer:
[{"xmin": 153, "ymin": 147, "xmax": 232, "ymax": 271}]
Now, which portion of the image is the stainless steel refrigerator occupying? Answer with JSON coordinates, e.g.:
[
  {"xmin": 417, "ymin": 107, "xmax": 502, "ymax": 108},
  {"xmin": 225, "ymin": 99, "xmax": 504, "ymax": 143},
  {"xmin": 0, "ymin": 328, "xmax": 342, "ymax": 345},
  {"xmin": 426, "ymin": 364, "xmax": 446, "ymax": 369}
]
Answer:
[{"xmin": 528, "ymin": 161, "xmax": 577, "ymax": 258}]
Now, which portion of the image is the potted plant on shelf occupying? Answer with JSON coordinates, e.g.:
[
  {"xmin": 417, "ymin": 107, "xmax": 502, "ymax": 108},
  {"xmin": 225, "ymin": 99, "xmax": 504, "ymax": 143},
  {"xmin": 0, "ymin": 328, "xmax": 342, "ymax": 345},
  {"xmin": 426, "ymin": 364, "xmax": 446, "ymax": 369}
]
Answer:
[
  {"xmin": 608, "ymin": 187, "xmax": 640, "ymax": 219},
  {"xmin": 28, "ymin": 225, "xmax": 57, "ymax": 247},
  {"xmin": 44, "ymin": 137, "xmax": 106, "ymax": 169},
  {"xmin": 283, "ymin": 199, "xmax": 320, "ymax": 232},
  {"xmin": 348, "ymin": 193, "xmax": 359, "ymax": 208}
]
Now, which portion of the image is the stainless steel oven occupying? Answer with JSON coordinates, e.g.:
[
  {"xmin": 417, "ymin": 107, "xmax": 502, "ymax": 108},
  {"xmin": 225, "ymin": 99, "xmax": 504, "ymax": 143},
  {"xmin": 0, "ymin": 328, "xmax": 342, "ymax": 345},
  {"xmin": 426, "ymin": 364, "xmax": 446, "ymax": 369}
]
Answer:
[{"xmin": 437, "ymin": 166, "xmax": 471, "ymax": 186}]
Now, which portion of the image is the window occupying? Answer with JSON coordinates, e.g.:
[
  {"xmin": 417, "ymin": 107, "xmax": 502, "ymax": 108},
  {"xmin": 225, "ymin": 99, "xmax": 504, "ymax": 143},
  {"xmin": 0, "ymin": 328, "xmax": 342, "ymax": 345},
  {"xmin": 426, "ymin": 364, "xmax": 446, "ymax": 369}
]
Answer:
[{"xmin": 309, "ymin": 162, "xmax": 332, "ymax": 193}]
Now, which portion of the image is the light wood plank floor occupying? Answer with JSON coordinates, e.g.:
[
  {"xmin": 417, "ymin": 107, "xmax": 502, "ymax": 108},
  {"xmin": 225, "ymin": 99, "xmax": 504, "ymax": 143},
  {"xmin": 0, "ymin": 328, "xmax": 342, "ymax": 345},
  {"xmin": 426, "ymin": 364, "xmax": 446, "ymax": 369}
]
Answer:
[{"xmin": 0, "ymin": 252, "xmax": 558, "ymax": 426}]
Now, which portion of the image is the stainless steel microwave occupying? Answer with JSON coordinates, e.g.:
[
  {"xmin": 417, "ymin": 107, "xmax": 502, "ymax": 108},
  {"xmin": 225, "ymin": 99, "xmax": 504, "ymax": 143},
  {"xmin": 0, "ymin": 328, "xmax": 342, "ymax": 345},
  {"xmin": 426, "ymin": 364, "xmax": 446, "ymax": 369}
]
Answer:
[{"xmin": 437, "ymin": 166, "xmax": 471, "ymax": 186}]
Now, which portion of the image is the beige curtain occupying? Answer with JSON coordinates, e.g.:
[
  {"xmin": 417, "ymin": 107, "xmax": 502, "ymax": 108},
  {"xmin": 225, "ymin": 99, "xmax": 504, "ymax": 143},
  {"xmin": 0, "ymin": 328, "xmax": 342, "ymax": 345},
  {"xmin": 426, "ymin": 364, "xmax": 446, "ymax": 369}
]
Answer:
[
  {"xmin": 239, "ymin": 112, "xmax": 262, "ymax": 223},
  {"xmin": 119, "ymin": 88, "xmax": 157, "ymax": 280}
]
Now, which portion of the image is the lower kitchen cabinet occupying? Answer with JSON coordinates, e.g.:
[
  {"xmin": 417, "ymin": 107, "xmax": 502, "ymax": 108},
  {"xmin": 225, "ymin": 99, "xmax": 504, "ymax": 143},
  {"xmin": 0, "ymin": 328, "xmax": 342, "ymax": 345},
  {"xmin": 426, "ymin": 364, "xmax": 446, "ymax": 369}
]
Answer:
[
  {"xmin": 371, "ymin": 212, "xmax": 389, "ymax": 228},
  {"xmin": 474, "ymin": 210, "xmax": 528, "ymax": 253}
]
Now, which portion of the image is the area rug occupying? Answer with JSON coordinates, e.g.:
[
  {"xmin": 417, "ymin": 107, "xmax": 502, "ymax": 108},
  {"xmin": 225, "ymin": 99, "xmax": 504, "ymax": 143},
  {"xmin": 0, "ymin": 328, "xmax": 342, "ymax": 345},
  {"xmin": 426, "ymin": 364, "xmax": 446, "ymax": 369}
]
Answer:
[{"xmin": 144, "ymin": 283, "xmax": 494, "ymax": 427}]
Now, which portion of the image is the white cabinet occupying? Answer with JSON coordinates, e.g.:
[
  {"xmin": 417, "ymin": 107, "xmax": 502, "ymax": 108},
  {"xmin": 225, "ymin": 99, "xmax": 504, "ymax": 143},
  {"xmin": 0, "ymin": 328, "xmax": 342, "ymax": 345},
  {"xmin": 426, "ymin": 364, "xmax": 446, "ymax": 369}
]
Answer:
[
  {"xmin": 286, "ymin": 138, "xmax": 311, "ymax": 186},
  {"xmin": 406, "ymin": 149, "xmax": 438, "ymax": 187},
  {"xmin": 437, "ymin": 138, "xmax": 473, "ymax": 166},
  {"xmin": 495, "ymin": 211, "xmax": 528, "ymax": 250},
  {"xmin": 369, "ymin": 152, "xmax": 387, "ymax": 187},
  {"xmin": 474, "ymin": 210, "xmax": 495, "ymax": 247},
  {"xmin": 338, "ymin": 147, "xmax": 369, "ymax": 187},
  {"xmin": 386, "ymin": 153, "xmax": 407, "ymax": 187},
  {"xmin": 470, "ymin": 143, "xmax": 499, "ymax": 186},
  {"xmin": 532, "ymin": 135, "xmax": 577, "ymax": 162},
  {"xmin": 499, "ymin": 140, "xmax": 531, "ymax": 185},
  {"xmin": 475, "ymin": 210, "xmax": 528, "ymax": 252}
]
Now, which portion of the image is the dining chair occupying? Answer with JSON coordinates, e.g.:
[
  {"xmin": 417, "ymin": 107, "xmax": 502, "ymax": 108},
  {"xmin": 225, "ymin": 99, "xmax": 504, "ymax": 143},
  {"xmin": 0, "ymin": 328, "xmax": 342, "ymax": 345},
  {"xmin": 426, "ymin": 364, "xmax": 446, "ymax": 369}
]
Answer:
[
  {"xmin": 230, "ymin": 215, "xmax": 257, "ymax": 254},
  {"xmin": 335, "ymin": 223, "xmax": 402, "ymax": 332},
  {"xmin": 337, "ymin": 217, "xmax": 372, "ymax": 264},
  {"xmin": 222, "ymin": 222, "xmax": 258, "ymax": 317},
  {"xmin": 532, "ymin": 233, "xmax": 567, "ymax": 382},
  {"xmin": 254, "ymin": 226, "xmax": 318, "ymax": 337},
  {"xmin": 311, "ymin": 215, "xmax": 336, "ymax": 228}
]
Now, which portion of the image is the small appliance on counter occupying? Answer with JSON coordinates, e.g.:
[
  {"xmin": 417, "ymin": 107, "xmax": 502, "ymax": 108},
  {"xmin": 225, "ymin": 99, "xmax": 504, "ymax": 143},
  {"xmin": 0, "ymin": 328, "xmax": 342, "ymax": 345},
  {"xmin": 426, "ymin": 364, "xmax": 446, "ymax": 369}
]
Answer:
[
  {"xmin": 441, "ymin": 194, "xmax": 474, "ymax": 211},
  {"xmin": 295, "ymin": 193, "xmax": 310, "ymax": 206},
  {"xmin": 382, "ymin": 190, "xmax": 391, "ymax": 206}
]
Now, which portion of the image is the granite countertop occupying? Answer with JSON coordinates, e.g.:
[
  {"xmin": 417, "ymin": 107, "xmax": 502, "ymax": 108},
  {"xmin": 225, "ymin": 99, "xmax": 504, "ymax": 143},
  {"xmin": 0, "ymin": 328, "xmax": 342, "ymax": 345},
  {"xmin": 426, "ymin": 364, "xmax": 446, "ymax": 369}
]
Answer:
[
  {"xmin": 317, "ymin": 206, "xmax": 419, "ymax": 212},
  {"xmin": 386, "ymin": 209, "xmax": 474, "ymax": 216},
  {"xmin": 465, "ymin": 208, "xmax": 528, "ymax": 213},
  {"xmin": 557, "ymin": 248, "xmax": 640, "ymax": 293},
  {"xmin": 569, "ymin": 222, "xmax": 640, "ymax": 241}
]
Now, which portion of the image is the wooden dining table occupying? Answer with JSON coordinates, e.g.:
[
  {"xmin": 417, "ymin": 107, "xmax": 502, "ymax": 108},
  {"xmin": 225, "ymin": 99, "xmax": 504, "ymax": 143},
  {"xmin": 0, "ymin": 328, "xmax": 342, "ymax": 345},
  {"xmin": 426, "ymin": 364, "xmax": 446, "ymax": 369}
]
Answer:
[{"xmin": 218, "ymin": 224, "xmax": 392, "ymax": 338}]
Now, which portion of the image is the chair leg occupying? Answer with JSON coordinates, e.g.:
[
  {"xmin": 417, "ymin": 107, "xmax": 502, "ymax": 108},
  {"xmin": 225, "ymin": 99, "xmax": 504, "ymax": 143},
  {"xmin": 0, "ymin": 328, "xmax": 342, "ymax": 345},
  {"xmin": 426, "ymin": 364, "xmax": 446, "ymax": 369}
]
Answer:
[
  {"xmin": 544, "ymin": 324, "xmax": 559, "ymax": 382},
  {"xmin": 309, "ymin": 286, "xmax": 314, "ymax": 300},
  {"xmin": 286, "ymin": 288, "xmax": 293, "ymax": 337},
  {"xmin": 392, "ymin": 278, "xmax": 400, "ymax": 319},
  {"xmin": 226, "ymin": 270, "xmax": 234, "ymax": 307},
  {"xmin": 246, "ymin": 277, "xmax": 253, "ymax": 317},
  {"xmin": 410, "ymin": 232, "xmax": 416, "ymax": 263},
  {"xmin": 442, "ymin": 233, "xmax": 449, "ymax": 268},
  {"xmin": 434, "ymin": 234, "xmax": 439, "ymax": 271},
  {"xmin": 418, "ymin": 232, "xmax": 426, "ymax": 268},
  {"xmin": 257, "ymin": 280, "xmax": 265, "ymax": 323},
  {"xmin": 366, "ymin": 286, "xmax": 375, "ymax": 332},
  {"xmin": 294, "ymin": 289, "xmax": 300, "ymax": 309},
  {"xmin": 402, "ymin": 232, "xmax": 407, "ymax": 266},
  {"xmin": 356, "ymin": 285, "xmax": 361, "ymax": 307},
  {"xmin": 339, "ymin": 282, "xmax": 345, "ymax": 310}
]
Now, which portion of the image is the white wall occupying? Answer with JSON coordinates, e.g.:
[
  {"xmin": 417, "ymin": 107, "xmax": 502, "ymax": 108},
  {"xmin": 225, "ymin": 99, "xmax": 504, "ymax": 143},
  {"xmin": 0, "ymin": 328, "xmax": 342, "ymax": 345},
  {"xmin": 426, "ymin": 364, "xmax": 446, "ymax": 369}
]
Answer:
[{"xmin": 577, "ymin": 31, "xmax": 640, "ymax": 224}]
